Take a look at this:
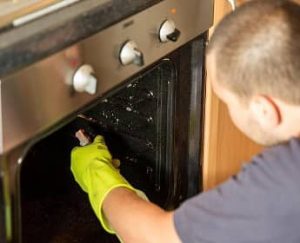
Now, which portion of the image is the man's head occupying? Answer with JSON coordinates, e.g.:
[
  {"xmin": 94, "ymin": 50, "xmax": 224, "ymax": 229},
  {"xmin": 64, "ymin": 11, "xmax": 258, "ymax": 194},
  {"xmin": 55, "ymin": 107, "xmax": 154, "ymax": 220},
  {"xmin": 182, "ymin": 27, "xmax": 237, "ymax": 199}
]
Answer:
[{"xmin": 207, "ymin": 0, "xmax": 300, "ymax": 145}]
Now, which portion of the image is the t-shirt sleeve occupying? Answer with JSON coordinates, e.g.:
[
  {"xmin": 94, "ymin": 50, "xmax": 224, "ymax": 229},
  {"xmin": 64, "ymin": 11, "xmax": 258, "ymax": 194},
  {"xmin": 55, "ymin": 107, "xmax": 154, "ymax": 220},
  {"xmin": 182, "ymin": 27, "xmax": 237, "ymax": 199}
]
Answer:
[{"xmin": 174, "ymin": 139, "xmax": 300, "ymax": 243}]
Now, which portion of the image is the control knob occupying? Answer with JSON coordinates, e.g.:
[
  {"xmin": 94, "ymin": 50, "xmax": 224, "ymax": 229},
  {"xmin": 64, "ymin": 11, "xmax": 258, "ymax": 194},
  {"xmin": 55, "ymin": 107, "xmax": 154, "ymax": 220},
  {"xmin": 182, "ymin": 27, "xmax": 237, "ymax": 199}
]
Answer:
[
  {"xmin": 159, "ymin": 19, "xmax": 181, "ymax": 43},
  {"xmin": 73, "ymin": 64, "xmax": 98, "ymax": 95},
  {"xmin": 119, "ymin": 40, "xmax": 144, "ymax": 66}
]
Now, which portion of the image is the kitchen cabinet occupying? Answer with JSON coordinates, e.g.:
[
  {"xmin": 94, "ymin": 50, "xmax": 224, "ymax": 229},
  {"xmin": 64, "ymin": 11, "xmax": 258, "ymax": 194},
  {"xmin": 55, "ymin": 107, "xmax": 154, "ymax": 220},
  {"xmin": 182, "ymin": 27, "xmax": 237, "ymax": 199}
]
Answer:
[{"xmin": 203, "ymin": 0, "xmax": 263, "ymax": 190}]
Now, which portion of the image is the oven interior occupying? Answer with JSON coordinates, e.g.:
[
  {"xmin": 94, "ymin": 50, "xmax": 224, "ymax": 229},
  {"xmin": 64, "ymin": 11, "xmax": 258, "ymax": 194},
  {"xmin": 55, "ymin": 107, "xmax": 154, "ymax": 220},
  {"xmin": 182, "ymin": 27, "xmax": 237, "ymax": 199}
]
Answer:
[
  {"xmin": 20, "ymin": 60, "xmax": 177, "ymax": 243},
  {"xmin": 18, "ymin": 34, "xmax": 207, "ymax": 242}
]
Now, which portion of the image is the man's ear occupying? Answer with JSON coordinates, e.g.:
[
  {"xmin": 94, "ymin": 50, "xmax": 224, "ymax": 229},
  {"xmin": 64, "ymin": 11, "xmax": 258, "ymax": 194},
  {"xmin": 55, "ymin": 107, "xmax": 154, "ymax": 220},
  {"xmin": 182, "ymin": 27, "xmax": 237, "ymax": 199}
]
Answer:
[{"xmin": 249, "ymin": 95, "xmax": 281, "ymax": 128}]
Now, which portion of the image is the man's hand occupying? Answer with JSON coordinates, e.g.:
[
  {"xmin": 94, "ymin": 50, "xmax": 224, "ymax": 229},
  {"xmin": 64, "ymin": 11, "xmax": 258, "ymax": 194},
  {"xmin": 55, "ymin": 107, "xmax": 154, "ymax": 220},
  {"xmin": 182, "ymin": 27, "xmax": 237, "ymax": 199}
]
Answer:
[{"xmin": 71, "ymin": 135, "xmax": 137, "ymax": 233}]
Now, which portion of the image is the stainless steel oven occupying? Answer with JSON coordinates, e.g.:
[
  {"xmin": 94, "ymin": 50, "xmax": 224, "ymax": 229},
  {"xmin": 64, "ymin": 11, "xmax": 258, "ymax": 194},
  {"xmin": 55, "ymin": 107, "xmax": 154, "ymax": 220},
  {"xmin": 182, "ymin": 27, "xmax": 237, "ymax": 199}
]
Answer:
[{"xmin": 0, "ymin": 0, "xmax": 213, "ymax": 242}]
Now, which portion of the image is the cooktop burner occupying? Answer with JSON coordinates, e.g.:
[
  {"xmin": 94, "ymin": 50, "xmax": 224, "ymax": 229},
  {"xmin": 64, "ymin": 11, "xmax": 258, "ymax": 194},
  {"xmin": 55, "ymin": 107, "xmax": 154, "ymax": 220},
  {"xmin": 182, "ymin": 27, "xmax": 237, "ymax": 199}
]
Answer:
[{"xmin": 0, "ymin": 0, "xmax": 81, "ymax": 29}]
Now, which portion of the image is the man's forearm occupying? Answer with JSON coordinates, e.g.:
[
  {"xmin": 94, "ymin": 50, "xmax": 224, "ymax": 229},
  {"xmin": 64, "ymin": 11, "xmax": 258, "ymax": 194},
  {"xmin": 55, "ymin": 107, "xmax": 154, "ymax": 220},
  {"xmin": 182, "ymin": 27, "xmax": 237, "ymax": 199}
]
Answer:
[{"xmin": 102, "ymin": 187, "xmax": 181, "ymax": 243}]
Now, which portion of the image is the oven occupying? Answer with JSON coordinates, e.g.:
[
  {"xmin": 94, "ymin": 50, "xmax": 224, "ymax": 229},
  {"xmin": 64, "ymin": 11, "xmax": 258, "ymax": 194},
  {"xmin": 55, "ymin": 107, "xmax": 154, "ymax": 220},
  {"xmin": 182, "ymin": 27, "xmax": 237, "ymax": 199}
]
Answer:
[{"xmin": 0, "ymin": 0, "xmax": 213, "ymax": 242}]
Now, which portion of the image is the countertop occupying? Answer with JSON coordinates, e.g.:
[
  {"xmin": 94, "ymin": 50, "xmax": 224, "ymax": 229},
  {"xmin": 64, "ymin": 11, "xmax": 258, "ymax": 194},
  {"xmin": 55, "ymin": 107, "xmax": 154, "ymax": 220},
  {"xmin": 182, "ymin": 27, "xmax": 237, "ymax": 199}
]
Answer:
[{"xmin": 0, "ymin": 0, "xmax": 161, "ymax": 77}]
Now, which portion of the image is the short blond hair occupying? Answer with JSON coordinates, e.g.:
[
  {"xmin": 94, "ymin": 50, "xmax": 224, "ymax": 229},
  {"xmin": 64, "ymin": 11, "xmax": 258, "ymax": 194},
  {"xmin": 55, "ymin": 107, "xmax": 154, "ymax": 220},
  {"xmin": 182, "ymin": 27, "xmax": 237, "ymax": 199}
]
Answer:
[{"xmin": 207, "ymin": 0, "xmax": 300, "ymax": 104}]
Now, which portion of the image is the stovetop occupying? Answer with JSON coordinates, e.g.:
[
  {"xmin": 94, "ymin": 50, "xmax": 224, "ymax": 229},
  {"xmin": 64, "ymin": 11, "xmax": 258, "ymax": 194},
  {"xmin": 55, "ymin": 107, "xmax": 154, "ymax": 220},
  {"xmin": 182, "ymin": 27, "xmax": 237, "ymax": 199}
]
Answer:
[
  {"xmin": 0, "ymin": 0, "xmax": 162, "ymax": 77},
  {"xmin": 0, "ymin": 0, "xmax": 80, "ymax": 29},
  {"xmin": 1, "ymin": 0, "xmax": 58, "ymax": 17}
]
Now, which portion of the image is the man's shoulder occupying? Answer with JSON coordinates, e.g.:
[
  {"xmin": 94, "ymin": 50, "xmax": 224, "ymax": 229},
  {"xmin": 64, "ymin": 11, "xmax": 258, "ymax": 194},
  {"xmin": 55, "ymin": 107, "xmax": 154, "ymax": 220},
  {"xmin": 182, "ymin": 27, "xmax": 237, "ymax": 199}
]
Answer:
[
  {"xmin": 174, "ymin": 138, "xmax": 300, "ymax": 243},
  {"xmin": 240, "ymin": 138, "xmax": 300, "ymax": 194}
]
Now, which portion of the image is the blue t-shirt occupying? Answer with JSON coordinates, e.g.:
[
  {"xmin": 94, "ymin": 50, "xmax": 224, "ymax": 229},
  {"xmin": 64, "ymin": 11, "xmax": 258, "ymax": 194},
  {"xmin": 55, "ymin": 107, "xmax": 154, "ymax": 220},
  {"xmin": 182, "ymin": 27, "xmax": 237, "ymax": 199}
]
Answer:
[{"xmin": 174, "ymin": 138, "xmax": 300, "ymax": 243}]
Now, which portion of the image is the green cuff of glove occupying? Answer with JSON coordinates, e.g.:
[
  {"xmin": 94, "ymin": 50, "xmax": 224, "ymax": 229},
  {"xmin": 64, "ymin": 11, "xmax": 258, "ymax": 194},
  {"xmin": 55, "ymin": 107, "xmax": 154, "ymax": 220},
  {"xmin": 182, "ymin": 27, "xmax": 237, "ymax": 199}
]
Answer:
[
  {"xmin": 90, "ymin": 183, "xmax": 135, "ymax": 234},
  {"xmin": 97, "ymin": 187, "xmax": 148, "ymax": 234},
  {"xmin": 75, "ymin": 157, "xmax": 133, "ymax": 234}
]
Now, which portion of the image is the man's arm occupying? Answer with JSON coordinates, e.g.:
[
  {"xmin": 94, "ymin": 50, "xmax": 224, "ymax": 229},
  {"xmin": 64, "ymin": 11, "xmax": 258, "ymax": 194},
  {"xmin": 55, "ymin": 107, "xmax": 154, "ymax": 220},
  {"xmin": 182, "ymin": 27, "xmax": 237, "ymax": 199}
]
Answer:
[
  {"xmin": 71, "ymin": 135, "xmax": 182, "ymax": 242},
  {"xmin": 103, "ymin": 187, "xmax": 181, "ymax": 243}
]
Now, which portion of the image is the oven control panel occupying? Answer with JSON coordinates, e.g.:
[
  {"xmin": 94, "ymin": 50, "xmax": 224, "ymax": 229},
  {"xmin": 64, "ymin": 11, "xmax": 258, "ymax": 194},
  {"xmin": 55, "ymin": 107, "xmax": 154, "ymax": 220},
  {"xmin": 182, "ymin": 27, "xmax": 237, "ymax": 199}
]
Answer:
[{"xmin": 0, "ymin": 0, "xmax": 213, "ymax": 153}]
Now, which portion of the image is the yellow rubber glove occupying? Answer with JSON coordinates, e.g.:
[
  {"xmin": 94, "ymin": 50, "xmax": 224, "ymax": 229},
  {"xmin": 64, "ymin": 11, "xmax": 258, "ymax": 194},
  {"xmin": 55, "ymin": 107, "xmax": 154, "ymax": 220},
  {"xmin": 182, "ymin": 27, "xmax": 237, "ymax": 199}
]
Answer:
[{"xmin": 71, "ymin": 135, "xmax": 143, "ymax": 234}]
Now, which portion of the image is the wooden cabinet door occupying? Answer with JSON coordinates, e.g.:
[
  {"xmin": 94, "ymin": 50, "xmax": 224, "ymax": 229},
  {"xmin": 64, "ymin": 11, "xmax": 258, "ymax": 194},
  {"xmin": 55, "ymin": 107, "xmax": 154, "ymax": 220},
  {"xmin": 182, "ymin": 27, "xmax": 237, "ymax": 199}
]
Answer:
[{"xmin": 203, "ymin": 0, "xmax": 263, "ymax": 190}]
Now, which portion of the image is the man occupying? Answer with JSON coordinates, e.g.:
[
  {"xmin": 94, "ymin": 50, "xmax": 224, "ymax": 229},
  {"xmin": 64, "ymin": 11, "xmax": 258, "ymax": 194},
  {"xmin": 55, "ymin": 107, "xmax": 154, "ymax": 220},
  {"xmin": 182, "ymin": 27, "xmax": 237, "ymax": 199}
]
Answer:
[{"xmin": 71, "ymin": 0, "xmax": 300, "ymax": 242}]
